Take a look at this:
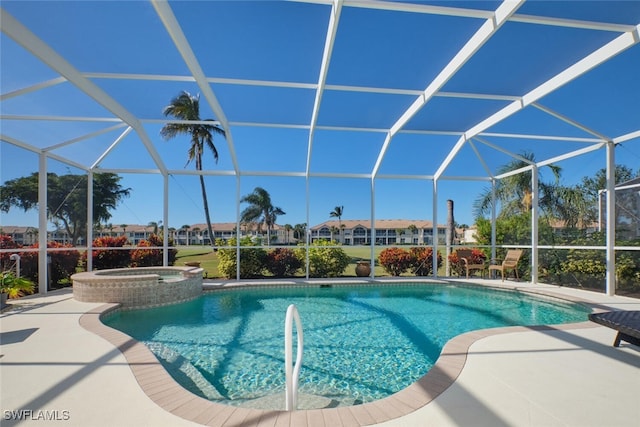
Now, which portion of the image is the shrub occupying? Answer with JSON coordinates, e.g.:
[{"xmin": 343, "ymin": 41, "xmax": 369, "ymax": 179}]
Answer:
[
  {"xmin": 216, "ymin": 237, "xmax": 267, "ymax": 279},
  {"xmin": 84, "ymin": 235, "xmax": 131, "ymax": 270},
  {"xmin": 295, "ymin": 240, "xmax": 350, "ymax": 278},
  {"xmin": 410, "ymin": 247, "xmax": 443, "ymax": 276},
  {"xmin": 266, "ymin": 248, "xmax": 302, "ymax": 277},
  {"xmin": 20, "ymin": 242, "xmax": 81, "ymax": 287},
  {"xmin": 130, "ymin": 234, "xmax": 177, "ymax": 267},
  {"xmin": 378, "ymin": 247, "xmax": 412, "ymax": 276}
]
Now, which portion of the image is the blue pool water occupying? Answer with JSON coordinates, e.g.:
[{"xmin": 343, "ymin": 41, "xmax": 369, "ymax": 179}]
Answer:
[{"xmin": 103, "ymin": 283, "xmax": 589, "ymax": 407}]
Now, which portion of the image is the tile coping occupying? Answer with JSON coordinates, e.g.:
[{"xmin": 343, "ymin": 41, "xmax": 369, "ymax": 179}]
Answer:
[{"xmin": 79, "ymin": 281, "xmax": 604, "ymax": 427}]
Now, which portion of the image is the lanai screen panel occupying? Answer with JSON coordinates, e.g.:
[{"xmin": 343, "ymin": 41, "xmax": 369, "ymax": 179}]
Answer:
[{"xmin": 1, "ymin": 0, "xmax": 639, "ymax": 232}]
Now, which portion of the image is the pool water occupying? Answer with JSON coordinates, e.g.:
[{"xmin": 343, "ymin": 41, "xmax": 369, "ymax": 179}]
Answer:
[{"xmin": 103, "ymin": 283, "xmax": 589, "ymax": 408}]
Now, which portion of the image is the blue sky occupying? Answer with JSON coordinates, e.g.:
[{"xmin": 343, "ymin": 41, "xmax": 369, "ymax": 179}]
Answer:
[{"xmin": 1, "ymin": 1, "xmax": 639, "ymax": 233}]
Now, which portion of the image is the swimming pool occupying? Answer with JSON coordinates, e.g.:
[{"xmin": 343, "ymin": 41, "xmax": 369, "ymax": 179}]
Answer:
[{"xmin": 103, "ymin": 283, "xmax": 589, "ymax": 409}]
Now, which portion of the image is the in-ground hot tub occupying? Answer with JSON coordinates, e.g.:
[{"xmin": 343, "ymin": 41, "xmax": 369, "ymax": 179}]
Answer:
[{"xmin": 72, "ymin": 266, "xmax": 203, "ymax": 308}]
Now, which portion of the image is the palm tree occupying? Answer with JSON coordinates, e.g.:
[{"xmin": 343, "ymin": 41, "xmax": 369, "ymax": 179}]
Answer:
[
  {"xmin": 329, "ymin": 206, "xmax": 344, "ymax": 243},
  {"xmin": 293, "ymin": 223, "xmax": 307, "ymax": 242},
  {"xmin": 161, "ymin": 91, "xmax": 226, "ymax": 248},
  {"xmin": 148, "ymin": 221, "xmax": 159, "ymax": 235},
  {"xmin": 407, "ymin": 224, "xmax": 418, "ymax": 244},
  {"xmin": 473, "ymin": 151, "xmax": 561, "ymax": 219},
  {"xmin": 284, "ymin": 224, "xmax": 293, "ymax": 244},
  {"xmin": 240, "ymin": 187, "xmax": 285, "ymax": 245},
  {"xmin": 329, "ymin": 226, "xmax": 340, "ymax": 242}
]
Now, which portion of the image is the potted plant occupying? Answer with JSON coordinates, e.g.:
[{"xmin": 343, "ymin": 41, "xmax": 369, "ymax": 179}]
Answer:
[{"xmin": 1, "ymin": 271, "xmax": 35, "ymax": 309}]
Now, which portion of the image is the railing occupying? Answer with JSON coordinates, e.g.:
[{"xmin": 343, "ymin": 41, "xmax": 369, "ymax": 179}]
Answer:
[{"xmin": 284, "ymin": 304, "xmax": 304, "ymax": 411}]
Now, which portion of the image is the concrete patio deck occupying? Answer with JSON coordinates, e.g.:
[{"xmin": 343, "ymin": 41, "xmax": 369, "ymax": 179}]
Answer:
[{"xmin": 1, "ymin": 280, "xmax": 639, "ymax": 427}]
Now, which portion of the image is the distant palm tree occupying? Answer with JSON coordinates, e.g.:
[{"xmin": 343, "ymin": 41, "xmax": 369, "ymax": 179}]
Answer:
[
  {"xmin": 284, "ymin": 224, "xmax": 293, "ymax": 244},
  {"xmin": 148, "ymin": 221, "xmax": 159, "ymax": 235},
  {"xmin": 161, "ymin": 91, "xmax": 226, "ymax": 247},
  {"xmin": 330, "ymin": 206, "xmax": 344, "ymax": 243},
  {"xmin": 407, "ymin": 224, "xmax": 418, "ymax": 244},
  {"xmin": 329, "ymin": 226, "xmax": 340, "ymax": 242},
  {"xmin": 293, "ymin": 223, "xmax": 307, "ymax": 242},
  {"xmin": 473, "ymin": 151, "xmax": 561, "ymax": 219},
  {"xmin": 240, "ymin": 187, "xmax": 285, "ymax": 245}
]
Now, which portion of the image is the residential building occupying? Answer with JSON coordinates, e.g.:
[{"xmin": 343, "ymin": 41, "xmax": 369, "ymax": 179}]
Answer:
[
  {"xmin": 3, "ymin": 220, "xmax": 461, "ymax": 247},
  {"xmin": 0, "ymin": 226, "xmax": 39, "ymax": 246},
  {"xmin": 309, "ymin": 219, "xmax": 452, "ymax": 245}
]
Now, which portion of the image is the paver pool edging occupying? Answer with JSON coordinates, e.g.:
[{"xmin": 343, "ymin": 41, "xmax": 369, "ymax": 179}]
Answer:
[{"xmin": 78, "ymin": 282, "xmax": 601, "ymax": 427}]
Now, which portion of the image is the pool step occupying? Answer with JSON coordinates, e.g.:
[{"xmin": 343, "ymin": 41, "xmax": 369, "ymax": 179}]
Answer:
[
  {"xmin": 237, "ymin": 392, "xmax": 359, "ymax": 410},
  {"xmin": 146, "ymin": 342, "xmax": 225, "ymax": 400}
]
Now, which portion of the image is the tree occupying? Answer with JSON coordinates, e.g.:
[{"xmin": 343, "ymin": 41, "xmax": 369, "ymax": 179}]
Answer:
[
  {"xmin": 161, "ymin": 91, "xmax": 226, "ymax": 248},
  {"xmin": 293, "ymin": 223, "xmax": 307, "ymax": 242},
  {"xmin": 473, "ymin": 151, "xmax": 561, "ymax": 219},
  {"xmin": 240, "ymin": 187, "xmax": 285, "ymax": 245},
  {"xmin": 329, "ymin": 226, "xmax": 340, "ymax": 241},
  {"xmin": 148, "ymin": 221, "xmax": 160, "ymax": 234},
  {"xmin": 329, "ymin": 205, "xmax": 344, "ymax": 243},
  {"xmin": 283, "ymin": 224, "xmax": 293, "ymax": 244},
  {"xmin": 0, "ymin": 172, "xmax": 130, "ymax": 245},
  {"xmin": 577, "ymin": 165, "xmax": 639, "ymax": 229},
  {"xmin": 407, "ymin": 224, "xmax": 418, "ymax": 240}
]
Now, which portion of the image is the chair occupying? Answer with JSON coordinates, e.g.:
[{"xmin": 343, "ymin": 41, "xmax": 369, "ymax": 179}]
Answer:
[
  {"xmin": 589, "ymin": 311, "xmax": 640, "ymax": 347},
  {"xmin": 488, "ymin": 249, "xmax": 523, "ymax": 281},
  {"xmin": 456, "ymin": 249, "xmax": 486, "ymax": 279}
]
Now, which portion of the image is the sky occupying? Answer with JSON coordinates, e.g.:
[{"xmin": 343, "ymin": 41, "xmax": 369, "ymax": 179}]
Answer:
[{"xmin": 1, "ymin": 0, "xmax": 639, "ymax": 233}]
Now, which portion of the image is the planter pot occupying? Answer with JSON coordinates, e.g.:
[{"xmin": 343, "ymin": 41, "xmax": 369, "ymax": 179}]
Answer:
[
  {"xmin": 1, "ymin": 292, "xmax": 7, "ymax": 310},
  {"xmin": 355, "ymin": 261, "xmax": 371, "ymax": 277}
]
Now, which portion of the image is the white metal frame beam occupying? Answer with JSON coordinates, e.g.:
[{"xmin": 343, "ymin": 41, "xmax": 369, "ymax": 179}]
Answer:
[
  {"xmin": 0, "ymin": 76, "xmax": 67, "ymax": 101},
  {"xmin": 437, "ymin": 22, "xmax": 640, "ymax": 180},
  {"xmin": 43, "ymin": 123, "xmax": 129, "ymax": 153},
  {"xmin": 0, "ymin": 8, "xmax": 168, "ymax": 175},
  {"xmin": 531, "ymin": 103, "xmax": 611, "ymax": 141},
  {"xmin": 375, "ymin": 0, "xmax": 525, "ymax": 177},
  {"xmin": 152, "ymin": 0, "xmax": 239, "ymax": 175},
  {"xmin": 306, "ymin": 0, "xmax": 343, "ymax": 176},
  {"xmin": 613, "ymin": 130, "xmax": 640, "ymax": 144}
]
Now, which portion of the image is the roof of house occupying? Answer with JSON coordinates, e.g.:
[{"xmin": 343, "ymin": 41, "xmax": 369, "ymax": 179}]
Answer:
[{"xmin": 310, "ymin": 219, "xmax": 443, "ymax": 230}]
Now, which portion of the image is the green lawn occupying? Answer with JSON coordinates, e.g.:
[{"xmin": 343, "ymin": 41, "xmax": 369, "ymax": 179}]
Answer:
[
  {"xmin": 174, "ymin": 248, "xmax": 220, "ymax": 279},
  {"xmin": 174, "ymin": 245, "xmax": 445, "ymax": 279}
]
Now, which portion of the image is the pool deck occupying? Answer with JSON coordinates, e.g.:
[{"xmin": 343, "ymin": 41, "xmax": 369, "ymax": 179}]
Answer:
[{"xmin": 1, "ymin": 279, "xmax": 639, "ymax": 427}]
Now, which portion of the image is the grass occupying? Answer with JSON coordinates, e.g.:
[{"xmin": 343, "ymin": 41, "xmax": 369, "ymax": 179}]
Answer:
[
  {"xmin": 174, "ymin": 248, "xmax": 220, "ymax": 278},
  {"xmin": 174, "ymin": 245, "xmax": 443, "ymax": 279}
]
